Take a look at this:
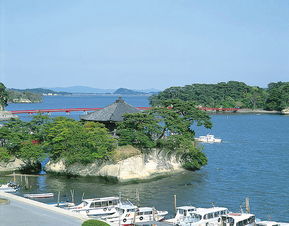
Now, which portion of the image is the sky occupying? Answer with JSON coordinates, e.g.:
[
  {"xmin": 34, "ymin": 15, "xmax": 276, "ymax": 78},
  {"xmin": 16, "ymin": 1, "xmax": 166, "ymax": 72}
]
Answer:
[{"xmin": 0, "ymin": 0, "xmax": 288, "ymax": 90}]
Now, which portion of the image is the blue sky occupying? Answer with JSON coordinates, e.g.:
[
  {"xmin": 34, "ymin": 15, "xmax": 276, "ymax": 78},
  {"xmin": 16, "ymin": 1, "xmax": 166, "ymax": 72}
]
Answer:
[{"xmin": 0, "ymin": 0, "xmax": 288, "ymax": 90}]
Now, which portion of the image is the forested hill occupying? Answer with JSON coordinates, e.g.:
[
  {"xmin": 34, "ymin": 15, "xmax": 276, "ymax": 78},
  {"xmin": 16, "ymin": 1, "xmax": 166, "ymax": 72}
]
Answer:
[
  {"xmin": 149, "ymin": 81, "xmax": 289, "ymax": 111},
  {"xmin": 7, "ymin": 89, "xmax": 42, "ymax": 103}
]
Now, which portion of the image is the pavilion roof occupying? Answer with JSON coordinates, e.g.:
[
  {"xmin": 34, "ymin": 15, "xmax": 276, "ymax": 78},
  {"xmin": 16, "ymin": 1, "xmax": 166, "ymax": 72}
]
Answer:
[{"xmin": 80, "ymin": 97, "xmax": 140, "ymax": 122}]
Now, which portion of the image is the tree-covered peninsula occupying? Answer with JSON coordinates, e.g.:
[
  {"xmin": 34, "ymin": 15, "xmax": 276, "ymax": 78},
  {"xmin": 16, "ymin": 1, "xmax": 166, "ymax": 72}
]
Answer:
[
  {"xmin": 0, "ymin": 82, "xmax": 42, "ymax": 106},
  {"xmin": 150, "ymin": 81, "xmax": 289, "ymax": 111}
]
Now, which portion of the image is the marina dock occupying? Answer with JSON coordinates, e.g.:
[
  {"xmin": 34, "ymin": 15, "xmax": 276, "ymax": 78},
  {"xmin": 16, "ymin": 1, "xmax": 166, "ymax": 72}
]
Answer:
[{"xmin": 0, "ymin": 191, "xmax": 84, "ymax": 226}]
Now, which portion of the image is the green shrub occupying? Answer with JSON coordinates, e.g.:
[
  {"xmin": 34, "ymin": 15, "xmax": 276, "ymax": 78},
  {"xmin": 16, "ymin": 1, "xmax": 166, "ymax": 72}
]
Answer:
[
  {"xmin": 82, "ymin": 219, "xmax": 110, "ymax": 226},
  {"xmin": 0, "ymin": 147, "xmax": 12, "ymax": 162}
]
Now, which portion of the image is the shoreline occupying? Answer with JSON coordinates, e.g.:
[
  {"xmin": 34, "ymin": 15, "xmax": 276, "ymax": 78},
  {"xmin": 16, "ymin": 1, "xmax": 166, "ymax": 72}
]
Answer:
[
  {"xmin": 235, "ymin": 108, "xmax": 280, "ymax": 114},
  {"xmin": 205, "ymin": 108, "xmax": 281, "ymax": 115}
]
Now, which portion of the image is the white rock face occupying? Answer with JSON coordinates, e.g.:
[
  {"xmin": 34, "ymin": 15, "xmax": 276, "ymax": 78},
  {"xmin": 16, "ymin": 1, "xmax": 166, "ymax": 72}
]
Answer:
[
  {"xmin": 281, "ymin": 108, "xmax": 289, "ymax": 115},
  {"xmin": 0, "ymin": 111, "xmax": 18, "ymax": 121},
  {"xmin": 45, "ymin": 150, "xmax": 184, "ymax": 182},
  {"xmin": 0, "ymin": 158, "xmax": 26, "ymax": 172}
]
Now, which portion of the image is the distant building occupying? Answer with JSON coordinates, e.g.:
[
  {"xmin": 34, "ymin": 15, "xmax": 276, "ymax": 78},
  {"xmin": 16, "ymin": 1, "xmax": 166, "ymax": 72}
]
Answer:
[{"xmin": 80, "ymin": 97, "xmax": 140, "ymax": 131}]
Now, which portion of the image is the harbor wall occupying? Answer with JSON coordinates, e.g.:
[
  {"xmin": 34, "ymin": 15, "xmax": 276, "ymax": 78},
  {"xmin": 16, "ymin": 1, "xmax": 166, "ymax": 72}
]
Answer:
[{"xmin": 45, "ymin": 150, "xmax": 184, "ymax": 182}]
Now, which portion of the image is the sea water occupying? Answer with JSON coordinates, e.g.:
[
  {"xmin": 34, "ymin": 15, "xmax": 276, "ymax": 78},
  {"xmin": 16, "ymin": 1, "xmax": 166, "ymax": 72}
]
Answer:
[{"xmin": 4, "ymin": 95, "xmax": 289, "ymax": 221}]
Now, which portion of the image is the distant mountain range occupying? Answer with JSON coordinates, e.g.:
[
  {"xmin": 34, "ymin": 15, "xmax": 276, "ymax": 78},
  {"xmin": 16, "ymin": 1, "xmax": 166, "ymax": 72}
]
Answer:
[
  {"xmin": 49, "ymin": 86, "xmax": 115, "ymax": 94},
  {"xmin": 10, "ymin": 88, "xmax": 70, "ymax": 95},
  {"xmin": 46, "ymin": 86, "xmax": 160, "ymax": 94},
  {"xmin": 9, "ymin": 86, "xmax": 160, "ymax": 95}
]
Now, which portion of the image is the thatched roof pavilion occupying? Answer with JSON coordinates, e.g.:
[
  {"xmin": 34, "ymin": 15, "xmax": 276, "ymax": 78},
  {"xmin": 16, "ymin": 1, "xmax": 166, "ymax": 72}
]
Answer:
[{"xmin": 80, "ymin": 97, "xmax": 140, "ymax": 130}]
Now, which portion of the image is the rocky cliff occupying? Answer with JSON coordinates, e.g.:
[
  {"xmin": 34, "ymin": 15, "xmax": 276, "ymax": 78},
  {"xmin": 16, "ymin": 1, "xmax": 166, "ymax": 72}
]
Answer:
[
  {"xmin": 0, "ymin": 158, "xmax": 25, "ymax": 172},
  {"xmin": 45, "ymin": 150, "xmax": 184, "ymax": 182}
]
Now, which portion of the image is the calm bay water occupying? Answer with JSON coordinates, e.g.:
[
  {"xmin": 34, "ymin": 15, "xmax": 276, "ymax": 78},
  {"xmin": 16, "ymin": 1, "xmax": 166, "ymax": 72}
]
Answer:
[{"xmin": 3, "ymin": 95, "xmax": 289, "ymax": 221}]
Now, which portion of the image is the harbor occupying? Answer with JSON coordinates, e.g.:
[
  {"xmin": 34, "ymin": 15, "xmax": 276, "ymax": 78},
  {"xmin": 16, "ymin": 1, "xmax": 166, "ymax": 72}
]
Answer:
[{"xmin": 1, "ymin": 188, "xmax": 289, "ymax": 226}]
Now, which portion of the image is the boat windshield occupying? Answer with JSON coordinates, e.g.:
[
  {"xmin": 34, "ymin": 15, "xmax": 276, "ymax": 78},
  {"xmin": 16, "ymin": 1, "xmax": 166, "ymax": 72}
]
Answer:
[
  {"xmin": 127, "ymin": 208, "xmax": 136, "ymax": 212},
  {"xmin": 189, "ymin": 213, "xmax": 202, "ymax": 222},
  {"xmin": 82, "ymin": 201, "xmax": 88, "ymax": 207},
  {"xmin": 178, "ymin": 209, "xmax": 184, "ymax": 215},
  {"xmin": 222, "ymin": 216, "xmax": 234, "ymax": 226},
  {"xmin": 236, "ymin": 216, "xmax": 255, "ymax": 226},
  {"xmin": 116, "ymin": 208, "xmax": 125, "ymax": 214}
]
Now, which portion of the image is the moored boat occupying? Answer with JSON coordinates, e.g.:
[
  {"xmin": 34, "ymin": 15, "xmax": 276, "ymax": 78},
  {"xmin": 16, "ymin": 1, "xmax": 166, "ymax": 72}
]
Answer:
[
  {"xmin": 178, "ymin": 206, "xmax": 229, "ymax": 226},
  {"xmin": 257, "ymin": 221, "xmax": 289, "ymax": 226},
  {"xmin": 220, "ymin": 213, "xmax": 256, "ymax": 226},
  {"xmin": 0, "ymin": 182, "xmax": 19, "ymax": 193},
  {"xmin": 68, "ymin": 196, "xmax": 120, "ymax": 218},
  {"xmin": 195, "ymin": 134, "xmax": 222, "ymax": 143},
  {"xmin": 102, "ymin": 203, "xmax": 168, "ymax": 225},
  {"xmin": 24, "ymin": 193, "xmax": 54, "ymax": 198},
  {"xmin": 48, "ymin": 202, "xmax": 76, "ymax": 208}
]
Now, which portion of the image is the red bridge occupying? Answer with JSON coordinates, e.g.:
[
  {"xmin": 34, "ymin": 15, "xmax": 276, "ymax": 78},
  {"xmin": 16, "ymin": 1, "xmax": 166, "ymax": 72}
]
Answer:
[{"xmin": 10, "ymin": 107, "xmax": 239, "ymax": 114}]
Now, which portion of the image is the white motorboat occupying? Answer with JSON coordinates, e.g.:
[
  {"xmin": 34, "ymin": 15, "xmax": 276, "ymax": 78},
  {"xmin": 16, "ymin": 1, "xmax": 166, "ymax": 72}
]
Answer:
[
  {"xmin": 24, "ymin": 193, "xmax": 54, "ymax": 198},
  {"xmin": 68, "ymin": 196, "xmax": 120, "ymax": 218},
  {"xmin": 166, "ymin": 206, "xmax": 197, "ymax": 224},
  {"xmin": 102, "ymin": 203, "xmax": 168, "ymax": 225},
  {"xmin": 48, "ymin": 202, "xmax": 76, "ymax": 208},
  {"xmin": 220, "ymin": 213, "xmax": 256, "ymax": 226},
  {"xmin": 179, "ymin": 206, "xmax": 229, "ymax": 226},
  {"xmin": 0, "ymin": 182, "xmax": 19, "ymax": 193},
  {"xmin": 195, "ymin": 134, "xmax": 222, "ymax": 143},
  {"xmin": 257, "ymin": 221, "xmax": 289, "ymax": 226}
]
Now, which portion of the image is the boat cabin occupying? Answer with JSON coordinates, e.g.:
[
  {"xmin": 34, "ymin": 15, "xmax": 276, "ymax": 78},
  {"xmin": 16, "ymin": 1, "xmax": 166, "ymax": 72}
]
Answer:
[
  {"xmin": 190, "ymin": 207, "xmax": 229, "ymax": 222},
  {"xmin": 166, "ymin": 206, "xmax": 196, "ymax": 224},
  {"xmin": 70, "ymin": 196, "xmax": 121, "ymax": 218},
  {"xmin": 72, "ymin": 197, "xmax": 120, "ymax": 210},
  {"xmin": 176, "ymin": 206, "xmax": 197, "ymax": 217},
  {"xmin": 114, "ymin": 204, "xmax": 138, "ymax": 215},
  {"xmin": 221, "ymin": 213, "xmax": 256, "ymax": 226}
]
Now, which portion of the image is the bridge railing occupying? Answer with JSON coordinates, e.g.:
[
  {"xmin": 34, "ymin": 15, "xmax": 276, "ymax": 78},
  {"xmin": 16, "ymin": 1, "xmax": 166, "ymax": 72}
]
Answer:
[{"xmin": 10, "ymin": 107, "xmax": 239, "ymax": 114}]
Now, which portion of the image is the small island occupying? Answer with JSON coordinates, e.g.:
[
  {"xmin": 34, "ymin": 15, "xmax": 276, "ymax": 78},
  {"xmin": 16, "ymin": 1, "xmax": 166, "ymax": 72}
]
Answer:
[
  {"xmin": 150, "ymin": 81, "xmax": 289, "ymax": 113},
  {"xmin": 0, "ymin": 90, "xmax": 212, "ymax": 181}
]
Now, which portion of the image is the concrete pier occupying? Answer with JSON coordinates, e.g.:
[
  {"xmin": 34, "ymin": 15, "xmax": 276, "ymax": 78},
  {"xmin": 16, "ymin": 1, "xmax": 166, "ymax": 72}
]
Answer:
[{"xmin": 0, "ymin": 191, "xmax": 84, "ymax": 226}]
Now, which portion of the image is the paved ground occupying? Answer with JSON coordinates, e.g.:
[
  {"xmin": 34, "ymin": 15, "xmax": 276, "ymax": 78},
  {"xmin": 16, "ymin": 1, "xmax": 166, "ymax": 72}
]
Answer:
[{"xmin": 0, "ymin": 195, "xmax": 83, "ymax": 226}]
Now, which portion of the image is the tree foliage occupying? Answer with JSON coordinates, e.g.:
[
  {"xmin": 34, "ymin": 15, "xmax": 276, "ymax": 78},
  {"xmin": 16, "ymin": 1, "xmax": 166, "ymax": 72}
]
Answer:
[
  {"xmin": 82, "ymin": 220, "xmax": 109, "ymax": 226},
  {"xmin": 0, "ymin": 116, "xmax": 116, "ymax": 167},
  {"xmin": 265, "ymin": 82, "xmax": 289, "ymax": 111},
  {"xmin": 117, "ymin": 112, "xmax": 162, "ymax": 149},
  {"xmin": 44, "ymin": 118, "xmax": 116, "ymax": 165},
  {"xmin": 149, "ymin": 81, "xmax": 267, "ymax": 109},
  {"xmin": 0, "ymin": 118, "xmax": 46, "ymax": 166},
  {"xmin": 117, "ymin": 99, "xmax": 212, "ymax": 170},
  {"xmin": 0, "ymin": 82, "xmax": 8, "ymax": 110},
  {"xmin": 7, "ymin": 89, "xmax": 42, "ymax": 103}
]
